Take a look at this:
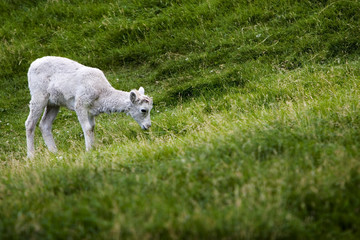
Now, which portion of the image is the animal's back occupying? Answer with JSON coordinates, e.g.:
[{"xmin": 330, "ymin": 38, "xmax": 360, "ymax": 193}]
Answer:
[
  {"xmin": 27, "ymin": 56, "xmax": 84, "ymax": 93},
  {"xmin": 27, "ymin": 56, "xmax": 112, "ymax": 108}
]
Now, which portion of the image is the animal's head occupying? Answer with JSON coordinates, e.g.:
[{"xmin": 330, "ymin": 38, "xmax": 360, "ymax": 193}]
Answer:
[{"xmin": 128, "ymin": 87, "xmax": 153, "ymax": 130}]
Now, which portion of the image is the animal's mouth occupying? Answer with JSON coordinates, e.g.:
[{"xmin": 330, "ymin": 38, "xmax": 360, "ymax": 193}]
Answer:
[{"xmin": 141, "ymin": 125, "xmax": 151, "ymax": 130}]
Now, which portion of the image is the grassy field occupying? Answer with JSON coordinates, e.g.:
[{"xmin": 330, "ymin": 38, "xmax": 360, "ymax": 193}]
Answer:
[{"xmin": 1, "ymin": 0, "xmax": 360, "ymax": 239}]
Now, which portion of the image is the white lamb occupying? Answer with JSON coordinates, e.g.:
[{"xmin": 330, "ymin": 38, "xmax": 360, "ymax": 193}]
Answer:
[{"xmin": 25, "ymin": 56, "xmax": 153, "ymax": 158}]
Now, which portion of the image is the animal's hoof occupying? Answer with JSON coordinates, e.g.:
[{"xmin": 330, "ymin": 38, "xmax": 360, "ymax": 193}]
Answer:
[{"xmin": 27, "ymin": 152, "xmax": 35, "ymax": 159}]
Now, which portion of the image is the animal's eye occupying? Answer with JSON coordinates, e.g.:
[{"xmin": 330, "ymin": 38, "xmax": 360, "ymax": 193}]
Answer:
[{"xmin": 141, "ymin": 109, "xmax": 147, "ymax": 113}]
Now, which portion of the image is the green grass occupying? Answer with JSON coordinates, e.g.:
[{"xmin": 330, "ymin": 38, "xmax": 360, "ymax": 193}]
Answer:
[{"xmin": 1, "ymin": 0, "xmax": 360, "ymax": 239}]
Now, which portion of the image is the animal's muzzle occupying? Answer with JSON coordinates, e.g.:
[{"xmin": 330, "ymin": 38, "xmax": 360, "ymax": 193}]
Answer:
[{"xmin": 142, "ymin": 123, "xmax": 151, "ymax": 130}]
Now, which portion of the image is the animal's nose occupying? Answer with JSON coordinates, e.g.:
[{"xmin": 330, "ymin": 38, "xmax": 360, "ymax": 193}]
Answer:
[{"xmin": 143, "ymin": 123, "xmax": 151, "ymax": 130}]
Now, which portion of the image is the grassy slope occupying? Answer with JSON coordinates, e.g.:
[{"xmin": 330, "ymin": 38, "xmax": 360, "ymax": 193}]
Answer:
[{"xmin": 1, "ymin": 0, "xmax": 360, "ymax": 239}]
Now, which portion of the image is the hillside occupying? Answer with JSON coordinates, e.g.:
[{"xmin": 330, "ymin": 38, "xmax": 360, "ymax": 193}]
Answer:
[{"xmin": 1, "ymin": 0, "xmax": 360, "ymax": 239}]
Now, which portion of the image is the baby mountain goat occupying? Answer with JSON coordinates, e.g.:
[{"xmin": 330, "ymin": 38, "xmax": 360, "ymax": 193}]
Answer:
[{"xmin": 25, "ymin": 56, "xmax": 153, "ymax": 158}]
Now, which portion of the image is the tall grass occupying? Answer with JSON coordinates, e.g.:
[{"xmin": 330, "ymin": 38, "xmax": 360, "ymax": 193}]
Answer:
[{"xmin": 1, "ymin": 0, "xmax": 360, "ymax": 239}]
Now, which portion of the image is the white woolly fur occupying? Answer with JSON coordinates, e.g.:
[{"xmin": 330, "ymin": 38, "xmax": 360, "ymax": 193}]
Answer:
[{"xmin": 25, "ymin": 56, "xmax": 153, "ymax": 158}]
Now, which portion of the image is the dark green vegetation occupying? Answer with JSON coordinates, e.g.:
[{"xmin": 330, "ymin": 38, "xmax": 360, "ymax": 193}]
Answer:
[{"xmin": 1, "ymin": 0, "xmax": 360, "ymax": 239}]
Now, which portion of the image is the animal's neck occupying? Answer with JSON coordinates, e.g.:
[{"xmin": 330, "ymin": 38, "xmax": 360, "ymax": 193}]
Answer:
[{"xmin": 91, "ymin": 88, "xmax": 131, "ymax": 115}]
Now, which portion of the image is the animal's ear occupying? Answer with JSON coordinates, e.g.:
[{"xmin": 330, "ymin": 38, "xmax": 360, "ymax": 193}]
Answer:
[
  {"xmin": 130, "ymin": 91, "xmax": 138, "ymax": 103},
  {"xmin": 139, "ymin": 87, "xmax": 145, "ymax": 95}
]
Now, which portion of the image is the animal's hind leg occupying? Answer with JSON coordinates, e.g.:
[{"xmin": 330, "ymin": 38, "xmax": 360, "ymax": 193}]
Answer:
[
  {"xmin": 25, "ymin": 95, "xmax": 48, "ymax": 158},
  {"xmin": 39, "ymin": 105, "xmax": 60, "ymax": 153}
]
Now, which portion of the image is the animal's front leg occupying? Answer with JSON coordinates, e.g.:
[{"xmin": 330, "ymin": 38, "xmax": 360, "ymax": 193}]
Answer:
[
  {"xmin": 76, "ymin": 107, "xmax": 95, "ymax": 151},
  {"xmin": 87, "ymin": 115, "xmax": 96, "ymax": 150}
]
